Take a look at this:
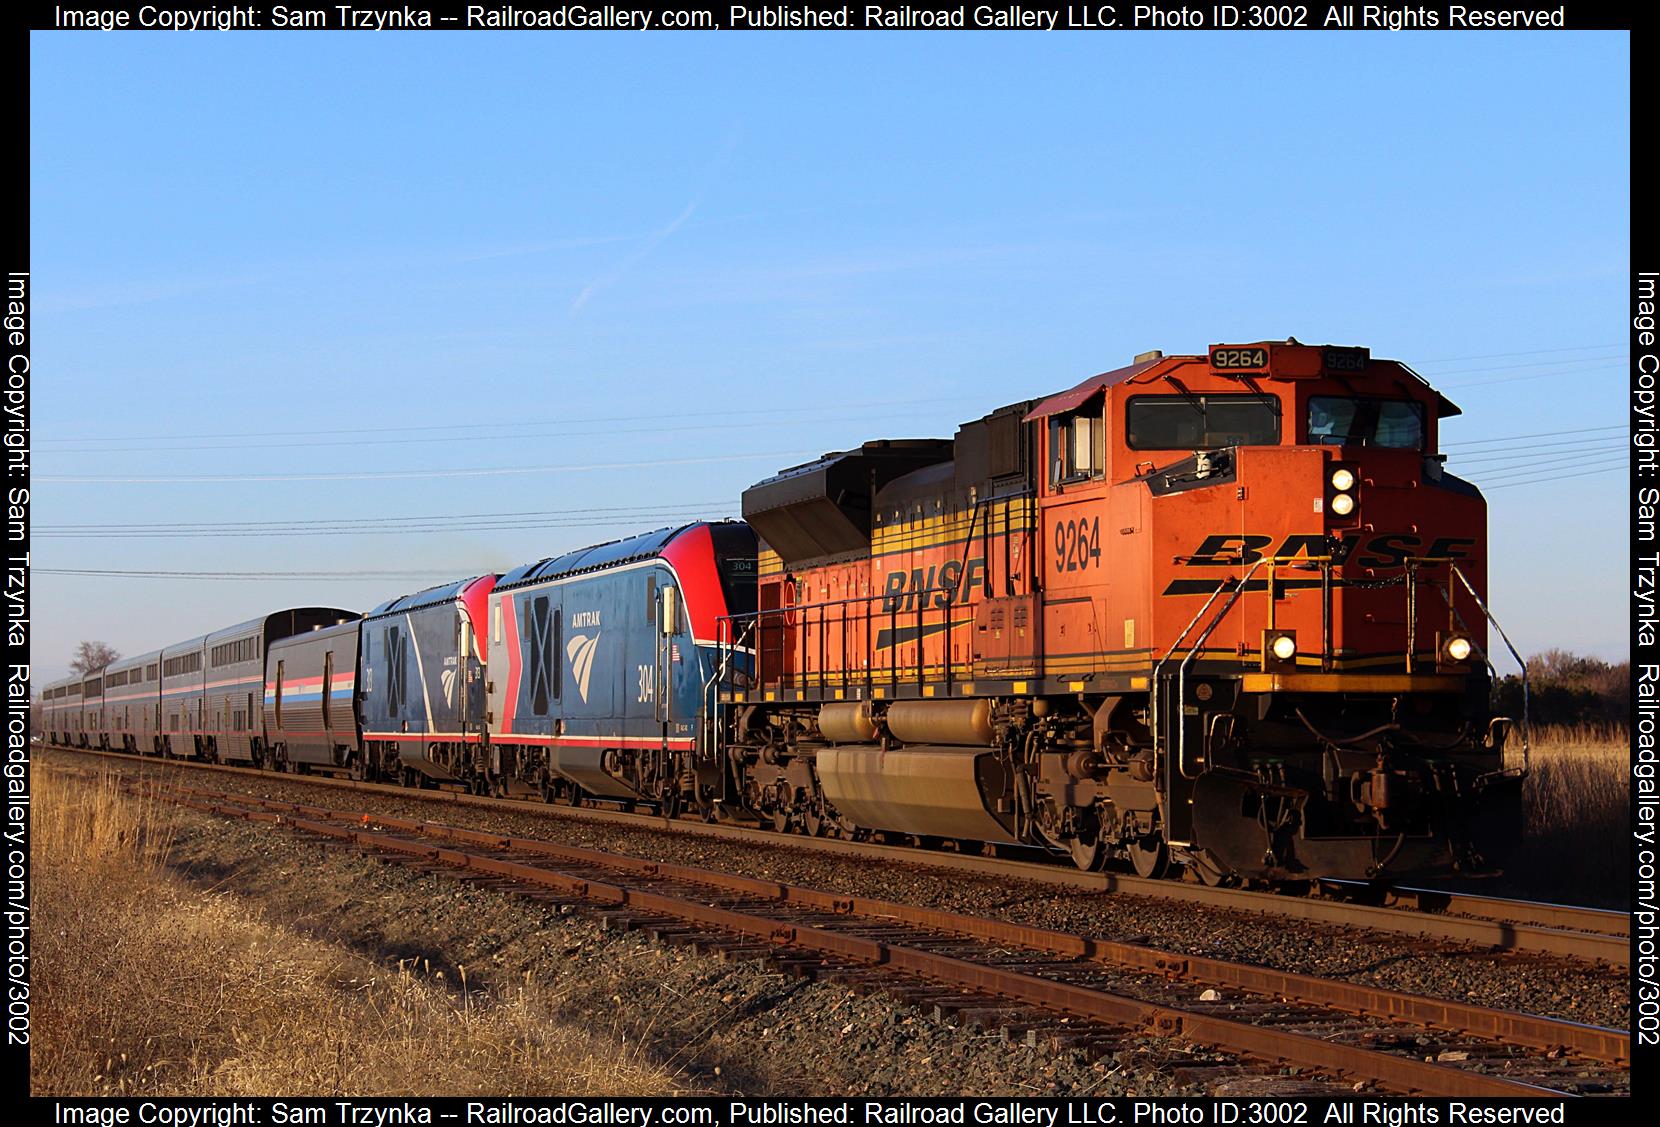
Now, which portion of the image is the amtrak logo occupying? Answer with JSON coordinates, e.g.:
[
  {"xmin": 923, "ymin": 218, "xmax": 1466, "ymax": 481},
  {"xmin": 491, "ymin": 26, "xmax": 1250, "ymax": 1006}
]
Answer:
[
  {"xmin": 566, "ymin": 633, "xmax": 600, "ymax": 703},
  {"xmin": 440, "ymin": 667, "xmax": 456, "ymax": 708}
]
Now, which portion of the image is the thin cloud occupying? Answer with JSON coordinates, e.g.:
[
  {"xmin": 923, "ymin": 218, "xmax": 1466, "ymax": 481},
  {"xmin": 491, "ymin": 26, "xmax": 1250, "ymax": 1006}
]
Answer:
[
  {"xmin": 570, "ymin": 128, "xmax": 742, "ymax": 314},
  {"xmin": 570, "ymin": 198, "xmax": 700, "ymax": 313}
]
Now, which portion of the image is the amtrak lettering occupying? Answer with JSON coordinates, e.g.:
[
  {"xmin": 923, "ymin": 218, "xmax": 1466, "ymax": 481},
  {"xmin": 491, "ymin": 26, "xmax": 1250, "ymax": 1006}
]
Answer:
[{"xmin": 879, "ymin": 557, "xmax": 987, "ymax": 613}]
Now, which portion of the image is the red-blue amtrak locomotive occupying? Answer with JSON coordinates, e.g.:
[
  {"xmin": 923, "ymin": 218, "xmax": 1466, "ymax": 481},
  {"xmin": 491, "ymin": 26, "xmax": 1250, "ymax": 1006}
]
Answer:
[
  {"xmin": 485, "ymin": 522, "xmax": 756, "ymax": 809},
  {"xmin": 40, "ymin": 339, "xmax": 1531, "ymax": 885}
]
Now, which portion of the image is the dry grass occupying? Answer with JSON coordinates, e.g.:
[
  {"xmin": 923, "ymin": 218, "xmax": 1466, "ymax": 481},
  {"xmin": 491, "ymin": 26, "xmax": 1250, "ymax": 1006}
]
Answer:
[
  {"xmin": 1506, "ymin": 725, "xmax": 1628, "ymax": 907},
  {"xmin": 31, "ymin": 766, "xmax": 684, "ymax": 1096}
]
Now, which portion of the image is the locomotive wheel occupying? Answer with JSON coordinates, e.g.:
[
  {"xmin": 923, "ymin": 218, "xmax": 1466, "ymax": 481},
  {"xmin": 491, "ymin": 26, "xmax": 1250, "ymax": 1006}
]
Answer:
[
  {"xmin": 565, "ymin": 788, "xmax": 585, "ymax": 808},
  {"xmin": 1069, "ymin": 834, "xmax": 1107, "ymax": 872},
  {"xmin": 1128, "ymin": 836, "xmax": 1170, "ymax": 880}
]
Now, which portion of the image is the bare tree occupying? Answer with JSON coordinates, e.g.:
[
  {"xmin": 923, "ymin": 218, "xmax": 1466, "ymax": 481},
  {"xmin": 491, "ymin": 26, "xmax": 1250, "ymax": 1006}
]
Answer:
[{"xmin": 70, "ymin": 640, "xmax": 120, "ymax": 676}]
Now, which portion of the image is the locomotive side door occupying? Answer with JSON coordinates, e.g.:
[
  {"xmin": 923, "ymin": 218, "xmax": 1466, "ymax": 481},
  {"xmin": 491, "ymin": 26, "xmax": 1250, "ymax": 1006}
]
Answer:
[
  {"xmin": 655, "ymin": 582, "xmax": 675, "ymax": 729},
  {"xmin": 1037, "ymin": 399, "xmax": 1110, "ymax": 680},
  {"xmin": 457, "ymin": 614, "xmax": 474, "ymax": 745}
]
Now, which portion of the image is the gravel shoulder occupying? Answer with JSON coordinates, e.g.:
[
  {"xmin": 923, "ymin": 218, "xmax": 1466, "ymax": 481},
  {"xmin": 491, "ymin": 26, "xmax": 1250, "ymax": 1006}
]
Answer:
[
  {"xmin": 159, "ymin": 794, "xmax": 1235, "ymax": 1095},
  {"xmin": 57, "ymin": 750, "xmax": 1629, "ymax": 1034}
]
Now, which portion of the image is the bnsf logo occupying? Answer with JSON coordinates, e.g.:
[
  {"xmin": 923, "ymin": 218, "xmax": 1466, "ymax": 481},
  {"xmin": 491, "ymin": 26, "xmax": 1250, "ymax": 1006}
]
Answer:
[
  {"xmin": 879, "ymin": 557, "xmax": 988, "ymax": 612},
  {"xmin": 1184, "ymin": 533, "xmax": 1476, "ymax": 568}
]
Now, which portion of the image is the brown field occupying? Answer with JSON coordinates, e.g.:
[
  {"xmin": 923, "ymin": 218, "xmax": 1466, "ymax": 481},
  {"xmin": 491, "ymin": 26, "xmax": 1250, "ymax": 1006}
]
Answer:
[
  {"xmin": 30, "ymin": 767, "xmax": 683, "ymax": 1097},
  {"xmin": 1496, "ymin": 725, "xmax": 1629, "ymax": 908}
]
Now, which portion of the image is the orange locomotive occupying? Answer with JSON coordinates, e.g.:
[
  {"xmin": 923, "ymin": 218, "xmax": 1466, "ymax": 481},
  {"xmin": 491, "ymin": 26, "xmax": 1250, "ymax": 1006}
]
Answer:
[{"xmin": 715, "ymin": 340, "xmax": 1528, "ymax": 883}]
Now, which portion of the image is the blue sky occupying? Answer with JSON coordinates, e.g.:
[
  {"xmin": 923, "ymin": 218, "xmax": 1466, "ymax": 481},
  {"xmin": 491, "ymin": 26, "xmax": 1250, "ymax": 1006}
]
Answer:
[{"xmin": 30, "ymin": 31, "xmax": 1629, "ymax": 682}]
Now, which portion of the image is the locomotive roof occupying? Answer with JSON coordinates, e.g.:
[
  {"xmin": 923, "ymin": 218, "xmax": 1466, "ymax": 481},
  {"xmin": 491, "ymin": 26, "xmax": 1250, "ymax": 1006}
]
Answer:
[
  {"xmin": 496, "ymin": 524, "xmax": 696, "ymax": 590},
  {"xmin": 1024, "ymin": 357, "xmax": 1163, "ymax": 421},
  {"xmin": 368, "ymin": 574, "xmax": 495, "ymax": 619},
  {"xmin": 1024, "ymin": 347, "xmax": 1462, "ymax": 421}
]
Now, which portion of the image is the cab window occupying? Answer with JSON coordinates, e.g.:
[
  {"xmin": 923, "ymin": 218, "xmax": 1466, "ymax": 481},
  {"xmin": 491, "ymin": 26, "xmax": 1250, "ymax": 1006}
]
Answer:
[
  {"xmin": 1308, "ymin": 397, "xmax": 1423, "ymax": 448},
  {"xmin": 1049, "ymin": 410, "xmax": 1104, "ymax": 485},
  {"xmin": 1125, "ymin": 395, "xmax": 1281, "ymax": 450}
]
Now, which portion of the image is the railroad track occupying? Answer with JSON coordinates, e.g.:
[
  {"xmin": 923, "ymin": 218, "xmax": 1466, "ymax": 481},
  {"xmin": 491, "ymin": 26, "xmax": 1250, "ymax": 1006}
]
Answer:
[
  {"xmin": 41, "ymin": 744, "xmax": 1629, "ymax": 967},
  {"xmin": 117, "ymin": 775, "xmax": 1627, "ymax": 1097}
]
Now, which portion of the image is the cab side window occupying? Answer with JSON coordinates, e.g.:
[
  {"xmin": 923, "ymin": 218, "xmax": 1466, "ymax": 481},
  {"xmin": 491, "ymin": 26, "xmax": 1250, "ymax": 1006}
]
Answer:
[{"xmin": 1049, "ymin": 409, "xmax": 1103, "ymax": 485}]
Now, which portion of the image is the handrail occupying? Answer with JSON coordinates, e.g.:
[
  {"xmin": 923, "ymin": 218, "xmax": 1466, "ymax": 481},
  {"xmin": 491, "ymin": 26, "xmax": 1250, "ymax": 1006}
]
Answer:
[
  {"xmin": 1173, "ymin": 555, "xmax": 1276, "ymax": 781},
  {"xmin": 1445, "ymin": 562, "xmax": 1531, "ymax": 777},
  {"xmin": 1148, "ymin": 560, "xmax": 1260, "ymax": 775},
  {"xmin": 1151, "ymin": 554, "xmax": 1334, "ymax": 780},
  {"xmin": 1402, "ymin": 555, "xmax": 1530, "ymax": 778},
  {"xmin": 715, "ymin": 577, "xmax": 971, "ymax": 697},
  {"xmin": 702, "ymin": 615, "xmax": 756, "ymax": 764}
]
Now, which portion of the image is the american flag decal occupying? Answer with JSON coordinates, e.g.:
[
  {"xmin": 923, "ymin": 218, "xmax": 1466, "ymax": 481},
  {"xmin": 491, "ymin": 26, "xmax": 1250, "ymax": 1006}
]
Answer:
[{"xmin": 671, "ymin": 643, "xmax": 682, "ymax": 664}]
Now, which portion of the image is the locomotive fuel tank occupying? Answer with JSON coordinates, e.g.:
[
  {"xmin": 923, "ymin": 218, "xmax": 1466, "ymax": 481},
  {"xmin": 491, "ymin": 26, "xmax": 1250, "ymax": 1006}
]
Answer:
[
  {"xmin": 815, "ymin": 744, "xmax": 1016, "ymax": 842},
  {"xmin": 884, "ymin": 699, "xmax": 995, "ymax": 746}
]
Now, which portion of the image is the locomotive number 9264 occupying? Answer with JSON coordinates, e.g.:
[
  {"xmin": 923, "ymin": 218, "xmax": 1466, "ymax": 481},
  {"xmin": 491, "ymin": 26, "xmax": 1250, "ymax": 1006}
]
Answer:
[
  {"xmin": 1054, "ymin": 516, "xmax": 1103, "ymax": 573},
  {"xmin": 1209, "ymin": 346, "xmax": 1270, "ymax": 371}
]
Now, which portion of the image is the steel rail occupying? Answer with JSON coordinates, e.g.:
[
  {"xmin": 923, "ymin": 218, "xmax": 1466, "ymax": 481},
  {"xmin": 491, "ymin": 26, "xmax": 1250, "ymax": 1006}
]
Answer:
[
  {"xmin": 177, "ymin": 784, "xmax": 1630, "ymax": 1067},
  {"xmin": 46, "ymin": 745, "xmax": 1629, "ymax": 965},
  {"xmin": 156, "ymin": 784, "xmax": 1592, "ymax": 1098}
]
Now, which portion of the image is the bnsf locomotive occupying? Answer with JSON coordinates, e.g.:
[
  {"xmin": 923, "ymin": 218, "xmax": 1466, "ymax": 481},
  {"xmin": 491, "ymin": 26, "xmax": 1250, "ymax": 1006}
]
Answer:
[{"xmin": 39, "ymin": 340, "xmax": 1528, "ymax": 884}]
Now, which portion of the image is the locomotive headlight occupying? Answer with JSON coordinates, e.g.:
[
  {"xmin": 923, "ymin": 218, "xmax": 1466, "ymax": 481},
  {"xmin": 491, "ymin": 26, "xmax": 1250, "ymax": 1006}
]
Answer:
[
  {"xmin": 1323, "ymin": 461, "xmax": 1360, "ymax": 524},
  {"xmin": 1438, "ymin": 631, "xmax": 1476, "ymax": 671},
  {"xmin": 1263, "ymin": 629, "xmax": 1298, "ymax": 671}
]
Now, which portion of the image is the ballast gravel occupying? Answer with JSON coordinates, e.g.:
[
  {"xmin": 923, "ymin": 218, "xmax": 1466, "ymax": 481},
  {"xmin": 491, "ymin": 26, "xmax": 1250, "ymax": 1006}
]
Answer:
[{"xmin": 60, "ymin": 750, "xmax": 1629, "ymax": 1035}]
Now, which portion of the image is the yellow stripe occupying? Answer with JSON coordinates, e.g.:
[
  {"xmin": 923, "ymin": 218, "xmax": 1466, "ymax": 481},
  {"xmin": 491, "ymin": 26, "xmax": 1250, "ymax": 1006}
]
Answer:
[{"xmin": 1241, "ymin": 673, "xmax": 1466, "ymax": 693}]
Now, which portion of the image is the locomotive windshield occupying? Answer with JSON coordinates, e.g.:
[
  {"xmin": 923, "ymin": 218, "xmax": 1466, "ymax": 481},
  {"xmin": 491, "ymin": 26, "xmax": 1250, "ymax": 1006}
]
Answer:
[
  {"xmin": 708, "ymin": 522, "xmax": 759, "ymax": 618},
  {"xmin": 1307, "ymin": 397, "xmax": 1424, "ymax": 448},
  {"xmin": 1125, "ymin": 395, "xmax": 1280, "ymax": 450}
]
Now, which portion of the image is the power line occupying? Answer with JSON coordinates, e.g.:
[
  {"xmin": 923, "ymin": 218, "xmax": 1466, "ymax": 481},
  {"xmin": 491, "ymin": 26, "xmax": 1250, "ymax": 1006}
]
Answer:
[
  {"xmin": 37, "ymin": 514, "xmax": 740, "ymax": 540},
  {"xmin": 35, "ymin": 568, "xmax": 476, "ymax": 581},
  {"xmin": 1470, "ymin": 453, "xmax": 1628, "ymax": 483},
  {"xmin": 37, "ymin": 396, "xmax": 963, "ymax": 447},
  {"xmin": 1414, "ymin": 351, "xmax": 1627, "ymax": 378},
  {"xmin": 1413, "ymin": 342, "xmax": 1623, "ymax": 365},
  {"xmin": 1472, "ymin": 449, "xmax": 1628, "ymax": 477},
  {"xmin": 36, "ymin": 410, "xmax": 935, "ymax": 456},
  {"xmin": 1449, "ymin": 440, "xmax": 1625, "ymax": 468},
  {"xmin": 1482, "ymin": 464, "xmax": 1627, "ymax": 490},
  {"xmin": 1437, "ymin": 362, "xmax": 1625, "ymax": 390},
  {"xmin": 1442, "ymin": 424, "xmax": 1624, "ymax": 448},
  {"xmin": 37, "ymin": 449, "xmax": 816, "ymax": 485},
  {"xmin": 37, "ymin": 501, "xmax": 727, "ymax": 533}
]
